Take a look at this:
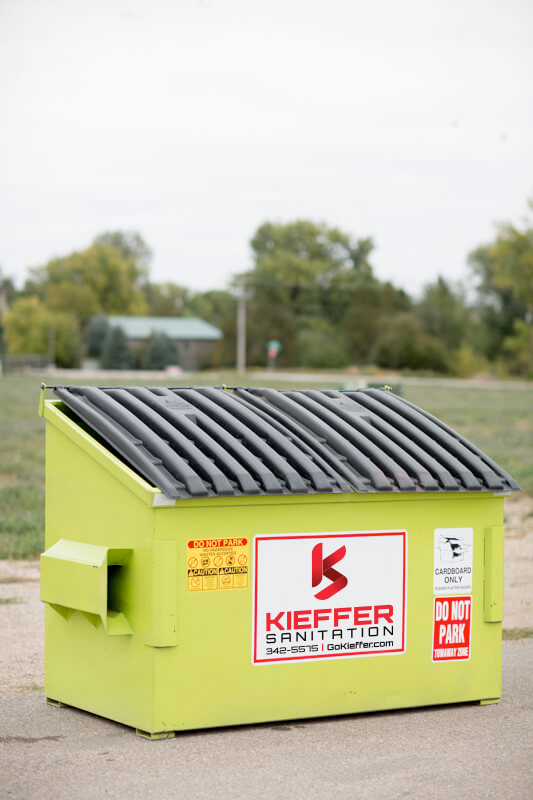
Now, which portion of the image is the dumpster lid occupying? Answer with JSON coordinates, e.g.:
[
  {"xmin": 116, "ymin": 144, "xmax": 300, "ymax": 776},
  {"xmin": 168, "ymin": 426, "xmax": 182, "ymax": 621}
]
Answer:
[{"xmin": 53, "ymin": 385, "xmax": 520, "ymax": 500}]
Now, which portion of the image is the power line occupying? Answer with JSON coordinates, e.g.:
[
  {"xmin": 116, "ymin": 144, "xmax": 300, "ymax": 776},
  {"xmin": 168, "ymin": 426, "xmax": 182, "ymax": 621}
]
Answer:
[{"xmin": 240, "ymin": 276, "xmax": 381, "ymax": 291}]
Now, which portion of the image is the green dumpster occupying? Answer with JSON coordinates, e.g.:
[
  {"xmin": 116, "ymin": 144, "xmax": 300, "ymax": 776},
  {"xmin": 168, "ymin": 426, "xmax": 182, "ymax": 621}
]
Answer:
[{"xmin": 39, "ymin": 385, "xmax": 519, "ymax": 738}]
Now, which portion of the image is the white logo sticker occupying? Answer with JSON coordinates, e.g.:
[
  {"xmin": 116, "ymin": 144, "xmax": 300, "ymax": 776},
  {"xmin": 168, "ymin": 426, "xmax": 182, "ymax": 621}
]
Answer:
[
  {"xmin": 433, "ymin": 528, "xmax": 473, "ymax": 595},
  {"xmin": 252, "ymin": 530, "xmax": 407, "ymax": 664}
]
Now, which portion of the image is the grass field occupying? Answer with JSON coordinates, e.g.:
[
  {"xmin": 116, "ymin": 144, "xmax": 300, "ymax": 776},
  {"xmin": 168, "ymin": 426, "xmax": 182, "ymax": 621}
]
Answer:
[{"xmin": 0, "ymin": 372, "xmax": 531, "ymax": 558}]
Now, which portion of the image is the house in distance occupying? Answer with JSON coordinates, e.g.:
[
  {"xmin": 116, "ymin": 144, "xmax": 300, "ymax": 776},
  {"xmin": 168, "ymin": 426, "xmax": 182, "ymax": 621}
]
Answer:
[{"xmin": 107, "ymin": 316, "xmax": 222, "ymax": 370}]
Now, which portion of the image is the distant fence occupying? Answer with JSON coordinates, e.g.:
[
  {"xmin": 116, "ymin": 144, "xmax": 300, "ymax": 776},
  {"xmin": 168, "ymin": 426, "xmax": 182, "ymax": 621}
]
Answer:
[{"xmin": 1, "ymin": 353, "xmax": 52, "ymax": 373}]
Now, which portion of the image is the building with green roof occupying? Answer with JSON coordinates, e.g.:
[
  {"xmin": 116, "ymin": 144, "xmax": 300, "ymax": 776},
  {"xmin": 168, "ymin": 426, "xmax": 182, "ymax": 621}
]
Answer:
[{"xmin": 107, "ymin": 316, "xmax": 222, "ymax": 370}]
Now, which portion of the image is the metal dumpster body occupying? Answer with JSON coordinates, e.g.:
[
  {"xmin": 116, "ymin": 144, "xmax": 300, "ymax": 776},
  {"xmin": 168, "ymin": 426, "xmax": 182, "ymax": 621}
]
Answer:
[{"xmin": 40, "ymin": 386, "xmax": 517, "ymax": 738}]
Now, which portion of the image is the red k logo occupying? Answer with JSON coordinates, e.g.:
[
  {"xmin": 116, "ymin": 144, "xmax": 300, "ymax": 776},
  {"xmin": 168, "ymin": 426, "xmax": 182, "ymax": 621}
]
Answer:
[{"xmin": 312, "ymin": 543, "xmax": 348, "ymax": 600}]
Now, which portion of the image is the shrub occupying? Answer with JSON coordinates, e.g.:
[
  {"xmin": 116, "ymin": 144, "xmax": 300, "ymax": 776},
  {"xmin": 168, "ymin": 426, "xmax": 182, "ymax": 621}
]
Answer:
[
  {"xmin": 371, "ymin": 313, "xmax": 449, "ymax": 372},
  {"xmin": 451, "ymin": 344, "xmax": 487, "ymax": 378},
  {"xmin": 295, "ymin": 322, "xmax": 351, "ymax": 369},
  {"xmin": 502, "ymin": 319, "xmax": 533, "ymax": 378}
]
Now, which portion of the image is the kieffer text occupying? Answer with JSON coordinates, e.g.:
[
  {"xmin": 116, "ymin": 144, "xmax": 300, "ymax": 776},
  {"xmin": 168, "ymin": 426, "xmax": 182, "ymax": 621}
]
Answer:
[{"xmin": 265, "ymin": 605, "xmax": 394, "ymax": 631}]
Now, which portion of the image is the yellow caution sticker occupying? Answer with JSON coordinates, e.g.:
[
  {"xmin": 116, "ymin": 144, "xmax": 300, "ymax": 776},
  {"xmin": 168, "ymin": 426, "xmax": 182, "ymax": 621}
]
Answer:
[{"xmin": 187, "ymin": 537, "xmax": 249, "ymax": 592}]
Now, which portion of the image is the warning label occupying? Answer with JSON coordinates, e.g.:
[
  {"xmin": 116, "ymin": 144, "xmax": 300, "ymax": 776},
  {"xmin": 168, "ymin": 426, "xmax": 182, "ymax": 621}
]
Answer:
[
  {"xmin": 253, "ymin": 530, "xmax": 407, "ymax": 664},
  {"xmin": 433, "ymin": 527, "xmax": 473, "ymax": 595},
  {"xmin": 432, "ymin": 595, "xmax": 472, "ymax": 661},
  {"xmin": 187, "ymin": 538, "xmax": 248, "ymax": 592}
]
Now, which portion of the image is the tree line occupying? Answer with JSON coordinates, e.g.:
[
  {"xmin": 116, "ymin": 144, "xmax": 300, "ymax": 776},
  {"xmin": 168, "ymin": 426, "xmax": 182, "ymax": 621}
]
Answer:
[{"xmin": 1, "ymin": 210, "xmax": 532, "ymax": 376}]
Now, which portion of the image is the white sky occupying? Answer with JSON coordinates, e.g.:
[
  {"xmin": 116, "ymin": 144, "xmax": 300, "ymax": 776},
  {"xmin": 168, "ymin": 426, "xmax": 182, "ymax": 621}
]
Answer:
[{"xmin": 1, "ymin": 0, "xmax": 532, "ymax": 296}]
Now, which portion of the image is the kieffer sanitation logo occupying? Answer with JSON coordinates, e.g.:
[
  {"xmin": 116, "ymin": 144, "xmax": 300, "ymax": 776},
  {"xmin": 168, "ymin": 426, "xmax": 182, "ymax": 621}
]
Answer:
[
  {"xmin": 252, "ymin": 531, "xmax": 407, "ymax": 664},
  {"xmin": 312, "ymin": 543, "xmax": 348, "ymax": 600}
]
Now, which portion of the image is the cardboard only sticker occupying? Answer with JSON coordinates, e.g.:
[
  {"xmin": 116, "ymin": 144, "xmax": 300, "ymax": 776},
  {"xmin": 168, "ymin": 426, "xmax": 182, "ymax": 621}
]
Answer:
[
  {"xmin": 187, "ymin": 537, "xmax": 248, "ymax": 592},
  {"xmin": 432, "ymin": 595, "xmax": 472, "ymax": 661},
  {"xmin": 253, "ymin": 530, "xmax": 407, "ymax": 664},
  {"xmin": 433, "ymin": 527, "xmax": 473, "ymax": 595}
]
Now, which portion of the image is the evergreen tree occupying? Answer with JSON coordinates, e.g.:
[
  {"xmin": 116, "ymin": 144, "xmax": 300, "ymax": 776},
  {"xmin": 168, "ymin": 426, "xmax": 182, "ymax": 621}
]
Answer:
[
  {"xmin": 100, "ymin": 326, "xmax": 133, "ymax": 369},
  {"xmin": 142, "ymin": 332, "xmax": 178, "ymax": 370},
  {"xmin": 86, "ymin": 314, "xmax": 110, "ymax": 358}
]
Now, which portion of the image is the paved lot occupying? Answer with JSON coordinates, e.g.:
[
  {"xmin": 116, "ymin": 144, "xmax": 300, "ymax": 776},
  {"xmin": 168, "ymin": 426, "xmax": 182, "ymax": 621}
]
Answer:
[
  {"xmin": 1, "ymin": 640, "xmax": 532, "ymax": 800},
  {"xmin": 1, "ymin": 495, "xmax": 532, "ymax": 799}
]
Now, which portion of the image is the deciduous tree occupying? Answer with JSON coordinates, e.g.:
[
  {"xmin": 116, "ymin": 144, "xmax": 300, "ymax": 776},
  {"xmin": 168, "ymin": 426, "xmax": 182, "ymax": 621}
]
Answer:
[
  {"xmin": 468, "ymin": 208, "xmax": 533, "ymax": 361},
  {"xmin": 25, "ymin": 244, "xmax": 147, "ymax": 320},
  {"xmin": 93, "ymin": 230, "xmax": 152, "ymax": 279},
  {"xmin": 416, "ymin": 277, "xmax": 470, "ymax": 351},
  {"xmin": 3, "ymin": 296, "xmax": 81, "ymax": 367},
  {"xmin": 144, "ymin": 282, "xmax": 188, "ymax": 316}
]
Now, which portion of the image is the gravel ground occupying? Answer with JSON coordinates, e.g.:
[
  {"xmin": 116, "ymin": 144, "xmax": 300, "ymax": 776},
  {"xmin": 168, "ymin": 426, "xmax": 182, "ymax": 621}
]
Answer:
[
  {"xmin": 0, "ymin": 560, "xmax": 41, "ymax": 698},
  {"xmin": 0, "ymin": 494, "xmax": 531, "ymax": 699}
]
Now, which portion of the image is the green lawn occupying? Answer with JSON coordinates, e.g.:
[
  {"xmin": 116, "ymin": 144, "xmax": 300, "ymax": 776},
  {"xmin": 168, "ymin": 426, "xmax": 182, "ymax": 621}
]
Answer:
[{"xmin": 0, "ymin": 373, "xmax": 531, "ymax": 558}]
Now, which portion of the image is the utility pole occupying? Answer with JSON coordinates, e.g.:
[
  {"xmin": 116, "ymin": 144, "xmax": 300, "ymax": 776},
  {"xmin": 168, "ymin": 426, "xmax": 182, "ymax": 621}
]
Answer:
[
  {"xmin": 236, "ymin": 277, "xmax": 247, "ymax": 375},
  {"xmin": 48, "ymin": 327, "xmax": 56, "ymax": 369},
  {"xmin": 0, "ymin": 272, "xmax": 6, "ymax": 377}
]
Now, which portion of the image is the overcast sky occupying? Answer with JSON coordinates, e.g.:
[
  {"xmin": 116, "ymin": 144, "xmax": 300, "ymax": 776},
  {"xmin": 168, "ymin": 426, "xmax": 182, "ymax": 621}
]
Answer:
[{"xmin": 1, "ymin": 0, "xmax": 532, "ymax": 297}]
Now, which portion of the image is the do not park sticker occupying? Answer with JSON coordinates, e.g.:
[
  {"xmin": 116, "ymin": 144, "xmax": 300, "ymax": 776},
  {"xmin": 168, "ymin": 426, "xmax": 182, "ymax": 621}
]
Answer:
[
  {"xmin": 187, "ymin": 538, "xmax": 248, "ymax": 592},
  {"xmin": 432, "ymin": 595, "xmax": 472, "ymax": 661}
]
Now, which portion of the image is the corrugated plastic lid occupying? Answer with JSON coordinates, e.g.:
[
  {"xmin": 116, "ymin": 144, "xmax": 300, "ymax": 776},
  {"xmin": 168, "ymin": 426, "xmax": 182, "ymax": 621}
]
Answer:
[{"xmin": 52, "ymin": 385, "xmax": 521, "ymax": 500}]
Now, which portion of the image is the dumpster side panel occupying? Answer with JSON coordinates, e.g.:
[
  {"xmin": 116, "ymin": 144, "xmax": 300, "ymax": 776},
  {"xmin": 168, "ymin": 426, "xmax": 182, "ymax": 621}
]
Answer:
[
  {"xmin": 43, "ymin": 422, "xmax": 156, "ymax": 733},
  {"xmin": 151, "ymin": 493, "xmax": 504, "ymax": 732}
]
